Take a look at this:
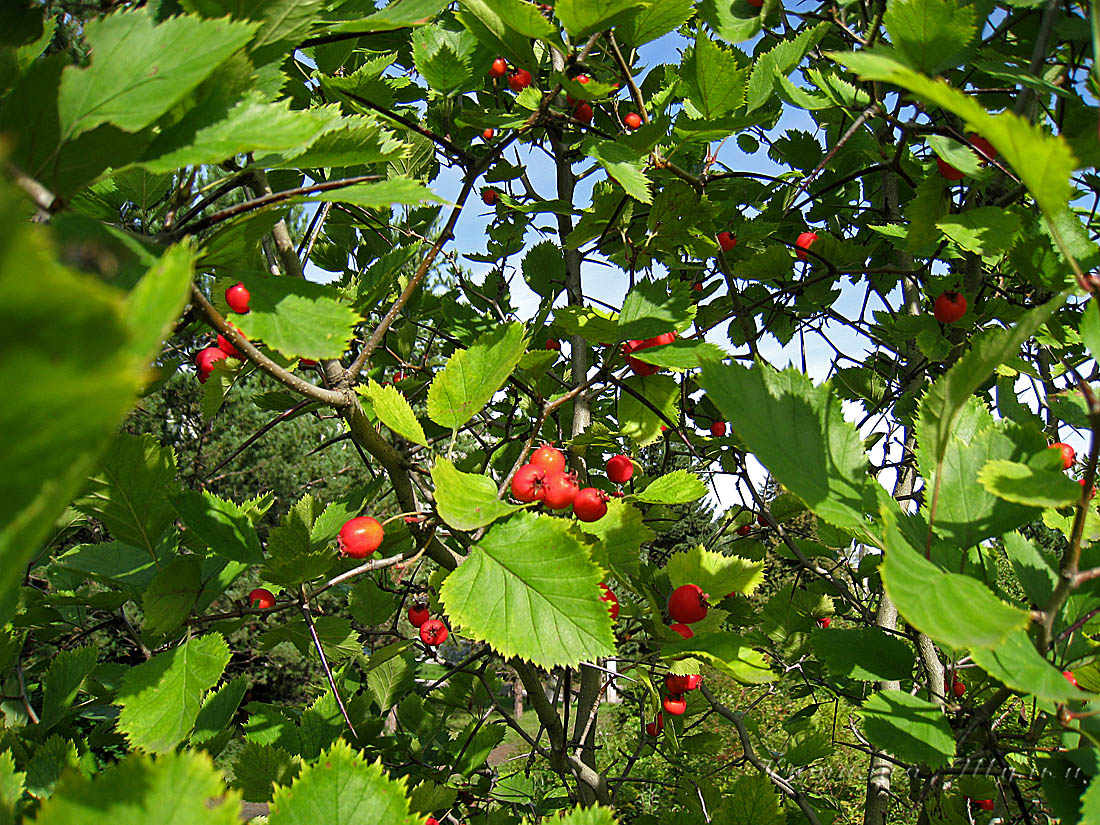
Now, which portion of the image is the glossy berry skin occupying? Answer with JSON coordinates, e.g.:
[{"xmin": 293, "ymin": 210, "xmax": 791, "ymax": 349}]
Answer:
[
  {"xmin": 736, "ymin": 524, "xmax": 752, "ymax": 537},
  {"xmin": 599, "ymin": 583, "xmax": 619, "ymax": 620},
  {"xmin": 795, "ymin": 231, "xmax": 818, "ymax": 261},
  {"xmin": 1064, "ymin": 670, "xmax": 1079, "ymax": 687},
  {"xmin": 717, "ymin": 231, "xmax": 737, "ymax": 253},
  {"xmin": 196, "ymin": 346, "xmax": 229, "ymax": 383},
  {"xmin": 645, "ymin": 713, "xmax": 664, "ymax": 736},
  {"xmin": 482, "ymin": 127, "xmax": 495, "ymax": 141},
  {"xmin": 426, "ymin": 819, "xmax": 440, "ymax": 825},
  {"xmin": 933, "ymin": 291, "xmax": 967, "ymax": 324},
  {"xmin": 662, "ymin": 694, "xmax": 687, "ymax": 716},
  {"xmin": 511, "ymin": 463, "xmax": 548, "ymax": 503},
  {"xmin": 546, "ymin": 338, "xmax": 560, "ymax": 351},
  {"xmin": 975, "ymin": 800, "xmax": 995, "ymax": 812},
  {"xmin": 574, "ymin": 487, "xmax": 609, "ymax": 522},
  {"xmin": 508, "ymin": 69, "xmax": 533, "ymax": 92},
  {"xmin": 693, "ymin": 282, "xmax": 703, "ymax": 293},
  {"xmin": 1052, "ymin": 442, "xmax": 1076, "ymax": 470},
  {"xmin": 248, "ymin": 588, "xmax": 275, "ymax": 609},
  {"xmin": 576, "ymin": 74, "xmax": 590, "ymax": 85},
  {"xmin": 300, "ymin": 358, "xmax": 318, "ymax": 368},
  {"xmin": 665, "ymin": 674, "xmax": 701, "ymax": 693},
  {"xmin": 482, "ymin": 188, "xmax": 499, "ymax": 206},
  {"xmin": 531, "ymin": 445, "xmax": 567, "ymax": 474},
  {"xmin": 936, "ymin": 156, "xmax": 965, "ymax": 181},
  {"xmin": 952, "ymin": 679, "xmax": 966, "ymax": 698},
  {"xmin": 225, "ymin": 282, "xmax": 251, "ymax": 314},
  {"xmin": 668, "ymin": 583, "xmax": 708, "ymax": 624},
  {"xmin": 488, "ymin": 58, "xmax": 507, "ymax": 78},
  {"xmin": 542, "ymin": 471, "xmax": 579, "ymax": 510},
  {"xmin": 622, "ymin": 340, "xmax": 659, "ymax": 376},
  {"xmin": 338, "ymin": 516, "xmax": 384, "ymax": 558},
  {"xmin": 669, "ymin": 622, "xmax": 694, "ymax": 639},
  {"xmin": 408, "ymin": 605, "xmax": 430, "ymax": 628},
  {"xmin": 623, "ymin": 112, "xmax": 642, "ymax": 130},
  {"xmin": 710, "ymin": 420, "xmax": 727, "ymax": 437},
  {"xmin": 420, "ymin": 619, "xmax": 448, "ymax": 646},
  {"xmin": 816, "ymin": 616, "xmax": 831, "ymax": 629},
  {"xmin": 574, "ymin": 102, "xmax": 593, "ymax": 124},
  {"xmin": 607, "ymin": 454, "xmax": 634, "ymax": 484}
]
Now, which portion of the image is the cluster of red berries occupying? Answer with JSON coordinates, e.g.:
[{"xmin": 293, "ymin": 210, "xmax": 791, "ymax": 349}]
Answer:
[
  {"xmin": 488, "ymin": 56, "xmax": 533, "ymax": 93},
  {"xmin": 510, "ymin": 445, "xmax": 610, "ymax": 522},
  {"xmin": 194, "ymin": 283, "xmax": 251, "ymax": 383},
  {"xmin": 565, "ymin": 74, "xmax": 594, "ymax": 124},
  {"xmin": 622, "ymin": 331, "xmax": 676, "ymax": 376},
  {"xmin": 646, "ymin": 592, "xmax": 708, "ymax": 733},
  {"xmin": 407, "ymin": 601, "xmax": 449, "ymax": 647},
  {"xmin": 661, "ymin": 670, "xmax": 701, "ymax": 719}
]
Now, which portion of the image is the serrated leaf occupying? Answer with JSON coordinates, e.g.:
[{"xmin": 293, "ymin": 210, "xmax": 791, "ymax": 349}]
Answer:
[
  {"xmin": 453, "ymin": 723, "xmax": 506, "ymax": 777},
  {"xmin": 554, "ymin": 305, "xmax": 620, "ymax": 344},
  {"xmin": 455, "ymin": 0, "xmax": 536, "ymax": 72},
  {"xmin": 746, "ymin": 23, "xmax": 828, "ymax": 113},
  {"xmin": 618, "ymin": 374, "xmax": 679, "ymax": 447},
  {"xmin": 367, "ymin": 648, "xmax": 416, "ymax": 711},
  {"xmin": 665, "ymin": 546, "xmax": 763, "ymax": 598},
  {"xmin": 192, "ymin": 676, "xmax": 249, "ymax": 745},
  {"xmin": 586, "ymin": 140, "xmax": 651, "ymax": 204},
  {"xmin": 906, "ymin": 171, "xmax": 950, "ymax": 252},
  {"xmin": 232, "ymin": 742, "xmax": 301, "ymax": 803},
  {"xmin": 937, "ymin": 207, "xmax": 1022, "ymax": 258},
  {"xmin": 882, "ymin": 0, "xmax": 976, "ymax": 74},
  {"xmin": 555, "ymin": 0, "xmax": 646, "ymax": 38},
  {"xmin": 685, "ymin": 31, "xmax": 749, "ymax": 118},
  {"xmin": 367, "ymin": 381, "xmax": 427, "ymax": 446},
  {"xmin": 971, "ymin": 629, "xmax": 1087, "ymax": 703},
  {"xmin": 171, "ymin": 489, "xmax": 265, "ymax": 564},
  {"xmin": 40, "ymin": 644, "xmax": 98, "ymax": 731},
  {"xmin": 261, "ymin": 503, "xmax": 335, "ymax": 587},
  {"xmin": 0, "ymin": 751, "xmax": 25, "ymax": 823},
  {"xmin": 714, "ymin": 774, "xmax": 782, "ymax": 825},
  {"xmin": 261, "ymin": 616, "xmax": 360, "ymax": 661},
  {"xmin": 427, "ymin": 322, "xmax": 526, "ymax": 429},
  {"xmin": 330, "ymin": 0, "xmax": 450, "ymax": 33},
  {"xmin": 522, "ymin": 240, "xmax": 566, "ymax": 298},
  {"xmin": 143, "ymin": 555, "xmax": 203, "ymax": 637},
  {"xmin": 432, "ymin": 458, "xmax": 521, "ymax": 531},
  {"xmin": 413, "ymin": 35, "xmax": 471, "ymax": 96},
  {"xmin": 125, "ymin": 244, "xmax": 195, "ymax": 366},
  {"xmin": 979, "ymin": 458, "xmax": 1080, "ymax": 508},
  {"xmin": 574, "ymin": 498, "xmax": 650, "ymax": 582},
  {"xmin": 439, "ymin": 511, "xmax": 614, "ymax": 669},
  {"xmin": 116, "ymin": 634, "xmax": 231, "ymax": 752},
  {"xmin": 662, "ymin": 634, "xmax": 774, "ymax": 684},
  {"xmin": 617, "ymin": 279, "xmax": 695, "ymax": 340},
  {"xmin": 269, "ymin": 116, "xmax": 408, "ymax": 169},
  {"xmin": 349, "ymin": 578, "xmax": 400, "ymax": 627},
  {"xmin": 629, "ymin": 338, "xmax": 727, "ymax": 369},
  {"xmin": 814, "ymin": 628, "xmax": 914, "ymax": 681},
  {"xmin": 634, "ymin": 470, "xmax": 707, "ymax": 504},
  {"xmin": 618, "ymin": 0, "xmax": 695, "ymax": 46},
  {"xmin": 860, "ymin": 690, "xmax": 955, "ymax": 769}
]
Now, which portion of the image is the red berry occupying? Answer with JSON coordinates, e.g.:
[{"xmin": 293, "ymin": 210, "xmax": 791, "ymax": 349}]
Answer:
[
  {"xmin": 216, "ymin": 323, "xmax": 245, "ymax": 358},
  {"xmin": 511, "ymin": 463, "xmax": 548, "ymax": 503},
  {"xmin": 408, "ymin": 605, "xmax": 430, "ymax": 628},
  {"xmin": 969, "ymin": 134, "xmax": 996, "ymax": 162},
  {"xmin": 757, "ymin": 512, "xmax": 769, "ymax": 527},
  {"xmin": 196, "ymin": 346, "xmax": 229, "ymax": 383},
  {"xmin": 668, "ymin": 584, "xmax": 708, "ymax": 624},
  {"xmin": 482, "ymin": 127, "xmax": 495, "ymax": 140},
  {"xmin": 508, "ymin": 69, "xmax": 533, "ymax": 92},
  {"xmin": 933, "ymin": 291, "xmax": 967, "ymax": 324},
  {"xmin": 669, "ymin": 623, "xmax": 694, "ymax": 639},
  {"xmin": 623, "ymin": 112, "xmax": 642, "ymax": 130},
  {"xmin": 248, "ymin": 588, "xmax": 275, "ymax": 609},
  {"xmin": 542, "ymin": 471, "xmax": 579, "ymax": 510},
  {"xmin": 736, "ymin": 524, "xmax": 752, "ymax": 537},
  {"xmin": 546, "ymin": 338, "xmax": 561, "ymax": 351},
  {"xmin": 717, "ymin": 231, "xmax": 737, "ymax": 252},
  {"xmin": 573, "ymin": 487, "xmax": 609, "ymax": 522},
  {"xmin": 646, "ymin": 715, "xmax": 664, "ymax": 736},
  {"xmin": 693, "ymin": 282, "xmax": 703, "ymax": 292},
  {"xmin": 936, "ymin": 156, "xmax": 965, "ymax": 181},
  {"xmin": 577, "ymin": 74, "xmax": 590, "ymax": 85},
  {"xmin": 1052, "ymin": 442, "xmax": 1076, "ymax": 470},
  {"xmin": 662, "ymin": 694, "xmax": 686, "ymax": 716},
  {"xmin": 622, "ymin": 340, "xmax": 659, "ymax": 376},
  {"xmin": 953, "ymin": 679, "xmax": 966, "ymax": 698},
  {"xmin": 665, "ymin": 674, "xmax": 701, "ymax": 693},
  {"xmin": 427, "ymin": 819, "xmax": 440, "ymax": 825},
  {"xmin": 489, "ymin": 58, "xmax": 507, "ymax": 78},
  {"xmin": 531, "ymin": 445, "xmax": 566, "ymax": 474},
  {"xmin": 225, "ymin": 282, "xmax": 251, "ymax": 314},
  {"xmin": 1064, "ymin": 669, "xmax": 1079, "ymax": 687},
  {"xmin": 482, "ymin": 188, "xmax": 499, "ymax": 206},
  {"xmin": 816, "ymin": 616, "xmax": 831, "ymax": 629},
  {"xmin": 710, "ymin": 420, "xmax": 727, "ymax": 437},
  {"xmin": 795, "ymin": 231, "xmax": 818, "ymax": 261},
  {"xmin": 976, "ymin": 800, "xmax": 994, "ymax": 812},
  {"xmin": 1080, "ymin": 479, "xmax": 1098, "ymax": 499},
  {"xmin": 300, "ymin": 358, "xmax": 318, "ymax": 368},
  {"xmin": 574, "ymin": 102, "xmax": 593, "ymax": 124},
  {"xmin": 599, "ymin": 583, "xmax": 619, "ymax": 621},
  {"xmin": 338, "ymin": 516, "xmax": 384, "ymax": 558},
  {"xmin": 606, "ymin": 454, "xmax": 634, "ymax": 484},
  {"xmin": 420, "ymin": 619, "xmax": 448, "ymax": 646},
  {"xmin": 747, "ymin": 0, "xmax": 763, "ymax": 7}
]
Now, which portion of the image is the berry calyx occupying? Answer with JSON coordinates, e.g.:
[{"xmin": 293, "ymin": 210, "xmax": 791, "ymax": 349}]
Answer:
[
  {"xmin": 482, "ymin": 127, "xmax": 495, "ymax": 140},
  {"xmin": 489, "ymin": 58, "xmax": 507, "ymax": 78},
  {"xmin": 668, "ymin": 583, "xmax": 708, "ymax": 624},
  {"xmin": 795, "ymin": 231, "xmax": 818, "ymax": 261},
  {"xmin": 338, "ymin": 516, "xmax": 384, "ymax": 558},
  {"xmin": 248, "ymin": 588, "xmax": 275, "ymax": 609},
  {"xmin": 1064, "ymin": 669, "xmax": 1079, "ymax": 687},
  {"xmin": 599, "ymin": 583, "xmax": 619, "ymax": 620},
  {"xmin": 816, "ymin": 616, "xmax": 831, "ymax": 629},
  {"xmin": 542, "ymin": 470, "xmax": 579, "ymax": 510},
  {"xmin": 420, "ymin": 619, "xmax": 448, "ymax": 646},
  {"xmin": 624, "ymin": 112, "xmax": 642, "ymax": 130},
  {"xmin": 710, "ymin": 420, "xmax": 727, "ymax": 437},
  {"xmin": 669, "ymin": 623, "xmax": 694, "ymax": 639},
  {"xmin": 606, "ymin": 454, "xmax": 634, "ymax": 484},
  {"xmin": 531, "ymin": 445, "xmax": 567, "ymax": 474},
  {"xmin": 665, "ymin": 674, "xmax": 701, "ymax": 693},
  {"xmin": 408, "ymin": 605, "xmax": 430, "ymax": 628},
  {"xmin": 717, "ymin": 231, "xmax": 737, "ymax": 253},
  {"xmin": 511, "ymin": 463, "xmax": 548, "ymax": 503},
  {"xmin": 574, "ymin": 102, "xmax": 593, "ymax": 124},
  {"xmin": 225, "ymin": 282, "xmax": 251, "ymax": 314},
  {"xmin": 662, "ymin": 694, "xmax": 687, "ymax": 716},
  {"xmin": 196, "ymin": 346, "xmax": 229, "ymax": 383},
  {"xmin": 508, "ymin": 69, "xmax": 533, "ymax": 92},
  {"xmin": 645, "ymin": 714, "xmax": 664, "ymax": 736},
  {"xmin": 933, "ymin": 291, "xmax": 967, "ymax": 324},
  {"xmin": 574, "ymin": 487, "xmax": 609, "ymax": 522},
  {"xmin": 1052, "ymin": 442, "xmax": 1076, "ymax": 470},
  {"xmin": 546, "ymin": 338, "xmax": 561, "ymax": 351},
  {"xmin": 482, "ymin": 188, "xmax": 500, "ymax": 206}
]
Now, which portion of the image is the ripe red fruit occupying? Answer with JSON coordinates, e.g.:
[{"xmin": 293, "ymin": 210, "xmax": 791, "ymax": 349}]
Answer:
[
  {"xmin": 1064, "ymin": 669, "xmax": 1079, "ymax": 687},
  {"xmin": 710, "ymin": 420, "xmax": 727, "ymax": 437},
  {"xmin": 1080, "ymin": 478, "xmax": 1098, "ymax": 499},
  {"xmin": 662, "ymin": 694, "xmax": 687, "ymax": 716},
  {"xmin": 531, "ymin": 445, "xmax": 566, "ymax": 474},
  {"xmin": 420, "ymin": 619, "xmax": 448, "ymax": 646},
  {"xmin": 338, "ymin": 516, "xmax": 384, "ymax": 558},
  {"xmin": 933, "ymin": 291, "xmax": 967, "ymax": 324},
  {"xmin": 665, "ymin": 674, "xmax": 701, "ymax": 693},
  {"xmin": 216, "ymin": 323, "xmax": 245, "ymax": 358},
  {"xmin": 542, "ymin": 471, "xmax": 579, "ymax": 510},
  {"xmin": 300, "ymin": 358, "xmax": 318, "ymax": 368},
  {"xmin": 427, "ymin": 819, "xmax": 440, "ymax": 825},
  {"xmin": 622, "ymin": 340, "xmax": 659, "ymax": 376},
  {"xmin": 573, "ymin": 102, "xmax": 593, "ymax": 124},
  {"xmin": 576, "ymin": 74, "xmax": 590, "ymax": 85},
  {"xmin": 692, "ymin": 282, "xmax": 703, "ymax": 293},
  {"xmin": 248, "ymin": 588, "xmax": 275, "ymax": 609},
  {"xmin": 508, "ymin": 69, "xmax": 533, "ymax": 92},
  {"xmin": 969, "ymin": 134, "xmax": 996, "ymax": 162},
  {"xmin": 624, "ymin": 112, "xmax": 642, "ymax": 130},
  {"xmin": 482, "ymin": 127, "xmax": 495, "ymax": 140},
  {"xmin": 607, "ymin": 454, "xmax": 634, "ymax": 484},
  {"xmin": 736, "ymin": 524, "xmax": 752, "ymax": 537},
  {"xmin": 747, "ymin": 0, "xmax": 763, "ymax": 7},
  {"xmin": 668, "ymin": 584, "xmax": 708, "ymax": 624},
  {"xmin": 511, "ymin": 463, "xmax": 548, "ymax": 503},
  {"xmin": 225, "ymin": 282, "xmax": 251, "ymax": 314},
  {"xmin": 669, "ymin": 622, "xmax": 694, "ymax": 639},
  {"xmin": 816, "ymin": 616, "xmax": 831, "ymax": 629},
  {"xmin": 646, "ymin": 713, "xmax": 664, "ymax": 736},
  {"xmin": 408, "ymin": 605, "xmax": 430, "ymax": 628},
  {"xmin": 482, "ymin": 188, "xmax": 499, "ymax": 206},
  {"xmin": 795, "ymin": 231, "xmax": 818, "ymax": 261},
  {"xmin": 717, "ymin": 231, "xmax": 737, "ymax": 252},
  {"xmin": 489, "ymin": 58, "xmax": 507, "ymax": 78},
  {"xmin": 936, "ymin": 156, "xmax": 965, "ymax": 181},
  {"xmin": 196, "ymin": 346, "xmax": 229, "ymax": 383},
  {"xmin": 1052, "ymin": 442, "xmax": 1076, "ymax": 470},
  {"xmin": 975, "ymin": 799, "xmax": 995, "ymax": 812},
  {"xmin": 546, "ymin": 338, "xmax": 560, "ymax": 351},
  {"xmin": 599, "ymin": 583, "xmax": 619, "ymax": 620},
  {"xmin": 952, "ymin": 679, "xmax": 966, "ymax": 698},
  {"xmin": 757, "ymin": 513, "xmax": 769, "ymax": 527},
  {"xmin": 574, "ymin": 487, "xmax": 609, "ymax": 522}
]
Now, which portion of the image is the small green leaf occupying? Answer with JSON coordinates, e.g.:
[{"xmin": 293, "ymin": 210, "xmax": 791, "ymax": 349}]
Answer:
[
  {"xmin": 432, "ymin": 458, "xmax": 521, "ymax": 531},
  {"xmin": 662, "ymin": 634, "xmax": 775, "ymax": 684},
  {"xmin": 143, "ymin": 555, "xmax": 203, "ymax": 637},
  {"xmin": 617, "ymin": 279, "xmax": 695, "ymax": 340},
  {"xmin": 367, "ymin": 381, "xmax": 427, "ymax": 447},
  {"xmin": 665, "ymin": 546, "xmax": 764, "ymax": 598},
  {"xmin": 937, "ymin": 207, "xmax": 1022, "ymax": 259},
  {"xmin": 192, "ymin": 676, "xmax": 249, "ymax": 745},
  {"xmin": 585, "ymin": 140, "xmax": 651, "ymax": 204},
  {"xmin": 574, "ymin": 498, "xmax": 650, "ymax": 582},
  {"xmin": 349, "ymin": 579, "xmax": 400, "ymax": 627},
  {"xmin": 860, "ymin": 690, "xmax": 955, "ymax": 769},
  {"xmin": 629, "ymin": 338, "xmax": 727, "ymax": 369},
  {"xmin": 171, "ymin": 489, "xmax": 265, "ymax": 564},
  {"xmin": 455, "ymin": 0, "xmax": 536, "ymax": 73},
  {"xmin": 261, "ymin": 503, "xmax": 335, "ymax": 588},
  {"xmin": 427, "ymin": 323, "xmax": 527, "ymax": 430},
  {"xmin": 367, "ymin": 647, "xmax": 416, "ymax": 710},
  {"xmin": 124, "ymin": 244, "xmax": 195, "ymax": 366},
  {"xmin": 554, "ymin": 0, "xmax": 646, "ymax": 38},
  {"xmin": 40, "ymin": 644, "xmax": 99, "ymax": 731},
  {"xmin": 232, "ymin": 742, "xmax": 301, "ymax": 803},
  {"xmin": 979, "ymin": 458, "xmax": 1080, "ymax": 508},
  {"xmin": 330, "ymin": 0, "xmax": 449, "ymax": 33},
  {"xmin": 618, "ymin": 374, "xmax": 679, "ymax": 447},
  {"xmin": 618, "ymin": 0, "xmax": 696, "ymax": 46},
  {"xmin": 684, "ymin": 31, "xmax": 749, "ymax": 118},
  {"xmin": 882, "ymin": 0, "xmax": 976, "ymax": 74},
  {"xmin": 634, "ymin": 470, "xmax": 707, "ymax": 504},
  {"xmin": 714, "ymin": 775, "xmax": 782, "ymax": 825},
  {"xmin": 554, "ymin": 305, "xmax": 620, "ymax": 344},
  {"xmin": 815, "ymin": 628, "xmax": 915, "ymax": 682}
]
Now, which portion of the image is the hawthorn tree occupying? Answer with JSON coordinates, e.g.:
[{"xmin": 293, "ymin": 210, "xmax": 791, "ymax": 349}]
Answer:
[{"xmin": 2, "ymin": 0, "xmax": 1100, "ymax": 824}]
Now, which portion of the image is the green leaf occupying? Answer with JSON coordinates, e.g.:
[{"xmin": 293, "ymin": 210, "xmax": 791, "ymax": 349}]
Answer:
[
  {"xmin": 1002, "ymin": 532, "xmax": 1057, "ymax": 607},
  {"xmin": 814, "ymin": 628, "xmax": 915, "ymax": 682},
  {"xmin": 439, "ymin": 511, "xmax": 615, "ymax": 669},
  {"xmin": 35, "ymin": 750, "xmax": 241, "ymax": 825},
  {"xmin": 143, "ymin": 555, "xmax": 203, "ymax": 637},
  {"xmin": 192, "ymin": 676, "xmax": 249, "ymax": 745},
  {"xmin": 331, "ymin": 0, "xmax": 450, "ymax": 33},
  {"xmin": 698, "ymin": 361, "xmax": 873, "ymax": 530},
  {"xmin": 665, "ymin": 546, "xmax": 764, "ymax": 598},
  {"xmin": 618, "ymin": 0, "xmax": 696, "ymax": 46},
  {"xmin": 232, "ymin": 742, "xmax": 301, "ymax": 803},
  {"xmin": 349, "ymin": 578, "xmax": 399, "ymax": 627},
  {"xmin": 366, "ymin": 381, "xmax": 427, "ymax": 447},
  {"xmin": 618, "ymin": 374, "xmax": 679, "ymax": 447},
  {"xmin": 267, "ymin": 740, "xmax": 417, "ymax": 825},
  {"xmin": 554, "ymin": 0, "xmax": 647, "ymax": 38},
  {"xmin": 881, "ymin": 508, "xmax": 1029, "ymax": 650},
  {"xmin": 860, "ymin": 690, "xmax": 955, "ymax": 769},
  {"xmin": 171, "ymin": 489, "xmax": 265, "ymax": 564},
  {"xmin": 634, "ymin": 470, "xmax": 707, "ymax": 504},
  {"xmin": 116, "ymin": 634, "xmax": 232, "ymax": 753},
  {"xmin": 574, "ymin": 498, "xmax": 650, "ymax": 582},
  {"xmin": 906, "ymin": 173, "xmax": 950, "ymax": 252},
  {"xmin": 432, "ymin": 458, "xmax": 521, "ymax": 531},
  {"xmin": 455, "ymin": 0, "xmax": 536, "ymax": 72},
  {"xmin": 54, "ymin": 539, "xmax": 169, "ymax": 596},
  {"xmin": 882, "ymin": 0, "xmax": 976, "ymax": 74},
  {"xmin": 58, "ymin": 8, "xmax": 257, "ymax": 140},
  {"xmin": 970, "ymin": 630, "xmax": 1087, "ymax": 703},
  {"xmin": 522, "ymin": 240, "xmax": 566, "ymax": 299},
  {"xmin": 713, "ymin": 774, "xmax": 782, "ymax": 825},
  {"xmin": 367, "ymin": 647, "xmax": 416, "ymax": 710},
  {"xmin": 662, "ymin": 634, "xmax": 775, "ymax": 684},
  {"xmin": 124, "ymin": 244, "xmax": 195, "ymax": 366},
  {"xmin": 268, "ymin": 116, "xmax": 408, "ymax": 169},
  {"xmin": 0, "ymin": 751, "xmax": 25, "ymax": 824},
  {"xmin": 937, "ymin": 207, "xmax": 1022, "ymax": 259},
  {"xmin": 412, "ymin": 31, "xmax": 472, "ymax": 96},
  {"xmin": 585, "ymin": 140, "xmax": 652, "ymax": 204},
  {"xmin": 427, "ymin": 322, "xmax": 527, "ymax": 429},
  {"xmin": 229, "ymin": 275, "xmax": 361, "ymax": 360},
  {"xmin": 684, "ymin": 32, "xmax": 749, "ymax": 118},
  {"xmin": 261, "ymin": 617, "xmax": 360, "ymax": 662},
  {"xmin": 617, "ymin": 279, "xmax": 694, "ymax": 340},
  {"xmin": 40, "ymin": 644, "xmax": 98, "ymax": 732},
  {"xmin": 181, "ymin": 0, "xmax": 326, "ymax": 66},
  {"xmin": 626, "ymin": 339, "xmax": 728, "ymax": 369},
  {"xmin": 453, "ymin": 723, "xmax": 506, "ymax": 777},
  {"xmin": 554, "ymin": 305, "xmax": 620, "ymax": 344},
  {"xmin": 746, "ymin": 23, "xmax": 828, "ymax": 113},
  {"xmin": 979, "ymin": 458, "xmax": 1080, "ymax": 508}
]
